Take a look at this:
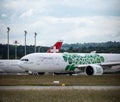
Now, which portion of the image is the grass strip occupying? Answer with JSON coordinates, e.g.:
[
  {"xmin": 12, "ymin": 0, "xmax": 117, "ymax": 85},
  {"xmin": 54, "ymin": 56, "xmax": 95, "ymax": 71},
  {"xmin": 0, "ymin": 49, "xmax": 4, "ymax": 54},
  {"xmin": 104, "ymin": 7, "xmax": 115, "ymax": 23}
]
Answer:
[{"xmin": 0, "ymin": 89, "xmax": 120, "ymax": 102}]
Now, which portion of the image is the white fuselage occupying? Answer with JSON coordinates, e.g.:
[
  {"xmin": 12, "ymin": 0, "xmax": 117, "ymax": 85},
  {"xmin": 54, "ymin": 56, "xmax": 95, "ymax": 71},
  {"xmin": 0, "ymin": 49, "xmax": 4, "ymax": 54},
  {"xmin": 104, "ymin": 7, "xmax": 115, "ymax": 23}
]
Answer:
[
  {"xmin": 20, "ymin": 53, "xmax": 67, "ymax": 72},
  {"xmin": 19, "ymin": 53, "xmax": 120, "ymax": 73}
]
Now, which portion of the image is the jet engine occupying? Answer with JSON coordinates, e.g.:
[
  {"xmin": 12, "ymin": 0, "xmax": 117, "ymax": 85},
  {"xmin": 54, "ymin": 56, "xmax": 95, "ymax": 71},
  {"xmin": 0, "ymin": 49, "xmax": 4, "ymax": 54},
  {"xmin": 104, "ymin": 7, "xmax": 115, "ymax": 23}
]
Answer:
[{"xmin": 85, "ymin": 64, "xmax": 103, "ymax": 75}]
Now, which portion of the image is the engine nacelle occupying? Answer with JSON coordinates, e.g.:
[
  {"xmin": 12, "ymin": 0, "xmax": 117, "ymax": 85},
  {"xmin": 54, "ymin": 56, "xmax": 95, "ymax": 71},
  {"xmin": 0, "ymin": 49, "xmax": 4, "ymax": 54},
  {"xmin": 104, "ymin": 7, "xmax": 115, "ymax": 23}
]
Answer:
[{"xmin": 85, "ymin": 64, "xmax": 103, "ymax": 75}]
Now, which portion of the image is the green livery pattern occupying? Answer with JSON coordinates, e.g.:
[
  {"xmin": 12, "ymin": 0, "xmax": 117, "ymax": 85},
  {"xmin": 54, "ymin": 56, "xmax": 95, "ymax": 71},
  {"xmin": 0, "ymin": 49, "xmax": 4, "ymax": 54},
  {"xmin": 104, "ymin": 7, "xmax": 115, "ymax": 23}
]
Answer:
[{"xmin": 63, "ymin": 53, "xmax": 104, "ymax": 71}]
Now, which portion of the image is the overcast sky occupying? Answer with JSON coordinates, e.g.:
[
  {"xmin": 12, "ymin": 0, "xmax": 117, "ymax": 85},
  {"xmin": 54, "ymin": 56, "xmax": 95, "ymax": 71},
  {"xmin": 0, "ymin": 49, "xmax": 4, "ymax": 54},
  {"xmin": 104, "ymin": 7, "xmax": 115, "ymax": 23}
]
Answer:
[{"xmin": 0, "ymin": 0, "xmax": 120, "ymax": 46}]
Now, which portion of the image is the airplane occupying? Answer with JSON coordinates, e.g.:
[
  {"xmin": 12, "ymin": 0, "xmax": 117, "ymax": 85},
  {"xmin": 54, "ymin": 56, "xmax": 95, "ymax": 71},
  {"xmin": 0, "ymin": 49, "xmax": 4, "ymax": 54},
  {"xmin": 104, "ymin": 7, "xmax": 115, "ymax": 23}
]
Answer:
[
  {"xmin": 19, "ymin": 52, "xmax": 120, "ymax": 75},
  {"xmin": 0, "ymin": 40, "xmax": 63, "ymax": 73}
]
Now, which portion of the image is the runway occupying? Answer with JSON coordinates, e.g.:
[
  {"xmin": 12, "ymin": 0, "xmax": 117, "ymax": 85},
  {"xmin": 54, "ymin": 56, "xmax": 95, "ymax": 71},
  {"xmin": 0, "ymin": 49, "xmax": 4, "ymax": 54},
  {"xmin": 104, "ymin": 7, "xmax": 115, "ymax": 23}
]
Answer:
[{"xmin": 0, "ymin": 86, "xmax": 120, "ymax": 90}]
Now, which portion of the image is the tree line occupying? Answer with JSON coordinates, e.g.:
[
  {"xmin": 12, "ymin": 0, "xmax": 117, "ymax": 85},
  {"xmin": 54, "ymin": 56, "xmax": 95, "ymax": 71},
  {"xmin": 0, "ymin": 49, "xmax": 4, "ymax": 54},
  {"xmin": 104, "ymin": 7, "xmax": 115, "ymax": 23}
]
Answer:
[
  {"xmin": 61, "ymin": 41, "xmax": 120, "ymax": 53},
  {"xmin": 0, "ymin": 45, "xmax": 49, "ymax": 59},
  {"xmin": 0, "ymin": 41, "xmax": 120, "ymax": 59}
]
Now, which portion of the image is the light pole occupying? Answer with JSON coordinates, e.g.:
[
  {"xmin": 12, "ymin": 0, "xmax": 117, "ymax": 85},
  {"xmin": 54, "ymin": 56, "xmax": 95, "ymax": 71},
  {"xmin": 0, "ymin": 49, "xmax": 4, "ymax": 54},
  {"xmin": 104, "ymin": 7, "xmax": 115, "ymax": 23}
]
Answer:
[
  {"xmin": 7, "ymin": 27, "xmax": 10, "ymax": 59},
  {"xmin": 14, "ymin": 40, "xmax": 18, "ymax": 59},
  {"xmin": 38, "ymin": 46, "xmax": 41, "ymax": 52},
  {"xmin": 34, "ymin": 32, "xmax": 37, "ymax": 52},
  {"xmin": 24, "ymin": 30, "xmax": 27, "ymax": 55}
]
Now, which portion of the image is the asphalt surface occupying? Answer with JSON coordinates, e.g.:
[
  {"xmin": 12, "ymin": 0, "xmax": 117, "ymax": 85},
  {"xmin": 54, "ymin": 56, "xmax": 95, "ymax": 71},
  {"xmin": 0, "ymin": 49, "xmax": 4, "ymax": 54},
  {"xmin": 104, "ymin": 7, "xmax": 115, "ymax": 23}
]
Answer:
[{"xmin": 0, "ymin": 86, "xmax": 120, "ymax": 90}]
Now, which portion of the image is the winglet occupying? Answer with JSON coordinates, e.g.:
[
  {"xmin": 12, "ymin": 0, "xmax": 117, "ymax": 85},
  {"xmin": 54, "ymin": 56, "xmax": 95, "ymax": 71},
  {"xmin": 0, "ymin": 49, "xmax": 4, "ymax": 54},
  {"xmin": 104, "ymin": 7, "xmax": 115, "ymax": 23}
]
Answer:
[
  {"xmin": 90, "ymin": 51, "xmax": 96, "ymax": 55},
  {"xmin": 47, "ymin": 40, "xmax": 63, "ymax": 53}
]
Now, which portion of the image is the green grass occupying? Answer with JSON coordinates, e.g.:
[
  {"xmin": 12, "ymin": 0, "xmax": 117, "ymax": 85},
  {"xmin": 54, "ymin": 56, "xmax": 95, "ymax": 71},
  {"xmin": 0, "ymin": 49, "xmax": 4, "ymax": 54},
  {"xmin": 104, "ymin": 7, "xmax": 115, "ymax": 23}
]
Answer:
[
  {"xmin": 0, "ymin": 74, "xmax": 120, "ymax": 86},
  {"xmin": 0, "ymin": 89, "xmax": 120, "ymax": 102}
]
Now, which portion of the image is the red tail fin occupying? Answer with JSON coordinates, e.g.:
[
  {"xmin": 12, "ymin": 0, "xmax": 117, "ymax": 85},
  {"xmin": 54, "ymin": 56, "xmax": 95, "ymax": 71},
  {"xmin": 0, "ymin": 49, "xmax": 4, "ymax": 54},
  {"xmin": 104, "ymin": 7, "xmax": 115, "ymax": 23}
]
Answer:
[{"xmin": 47, "ymin": 40, "xmax": 63, "ymax": 53}]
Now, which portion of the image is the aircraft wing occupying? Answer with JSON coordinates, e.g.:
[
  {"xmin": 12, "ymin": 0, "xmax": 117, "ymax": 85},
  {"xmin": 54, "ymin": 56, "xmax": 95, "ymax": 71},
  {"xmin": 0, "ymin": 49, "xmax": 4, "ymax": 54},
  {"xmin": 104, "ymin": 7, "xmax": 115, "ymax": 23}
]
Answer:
[
  {"xmin": 100, "ymin": 62, "xmax": 120, "ymax": 67},
  {"xmin": 75, "ymin": 62, "xmax": 120, "ymax": 69}
]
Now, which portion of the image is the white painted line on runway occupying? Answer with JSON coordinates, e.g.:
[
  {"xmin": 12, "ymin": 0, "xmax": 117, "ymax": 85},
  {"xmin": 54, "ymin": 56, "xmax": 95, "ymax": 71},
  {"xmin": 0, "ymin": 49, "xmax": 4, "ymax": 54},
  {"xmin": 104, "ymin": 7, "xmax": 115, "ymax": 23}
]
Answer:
[{"xmin": 0, "ymin": 86, "xmax": 120, "ymax": 90}]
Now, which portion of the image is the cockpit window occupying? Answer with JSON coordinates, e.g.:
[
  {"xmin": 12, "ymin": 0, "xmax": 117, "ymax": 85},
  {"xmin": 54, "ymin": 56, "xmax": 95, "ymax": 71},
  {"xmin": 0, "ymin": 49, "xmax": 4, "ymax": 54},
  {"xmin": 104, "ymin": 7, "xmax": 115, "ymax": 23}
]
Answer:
[{"xmin": 21, "ymin": 59, "xmax": 29, "ymax": 61}]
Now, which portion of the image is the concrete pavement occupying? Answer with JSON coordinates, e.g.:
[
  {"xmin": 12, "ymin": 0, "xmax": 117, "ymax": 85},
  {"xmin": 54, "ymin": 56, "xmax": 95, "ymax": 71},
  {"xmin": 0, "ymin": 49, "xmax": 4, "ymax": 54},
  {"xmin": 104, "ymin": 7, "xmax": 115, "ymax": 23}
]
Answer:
[{"xmin": 0, "ymin": 86, "xmax": 120, "ymax": 90}]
